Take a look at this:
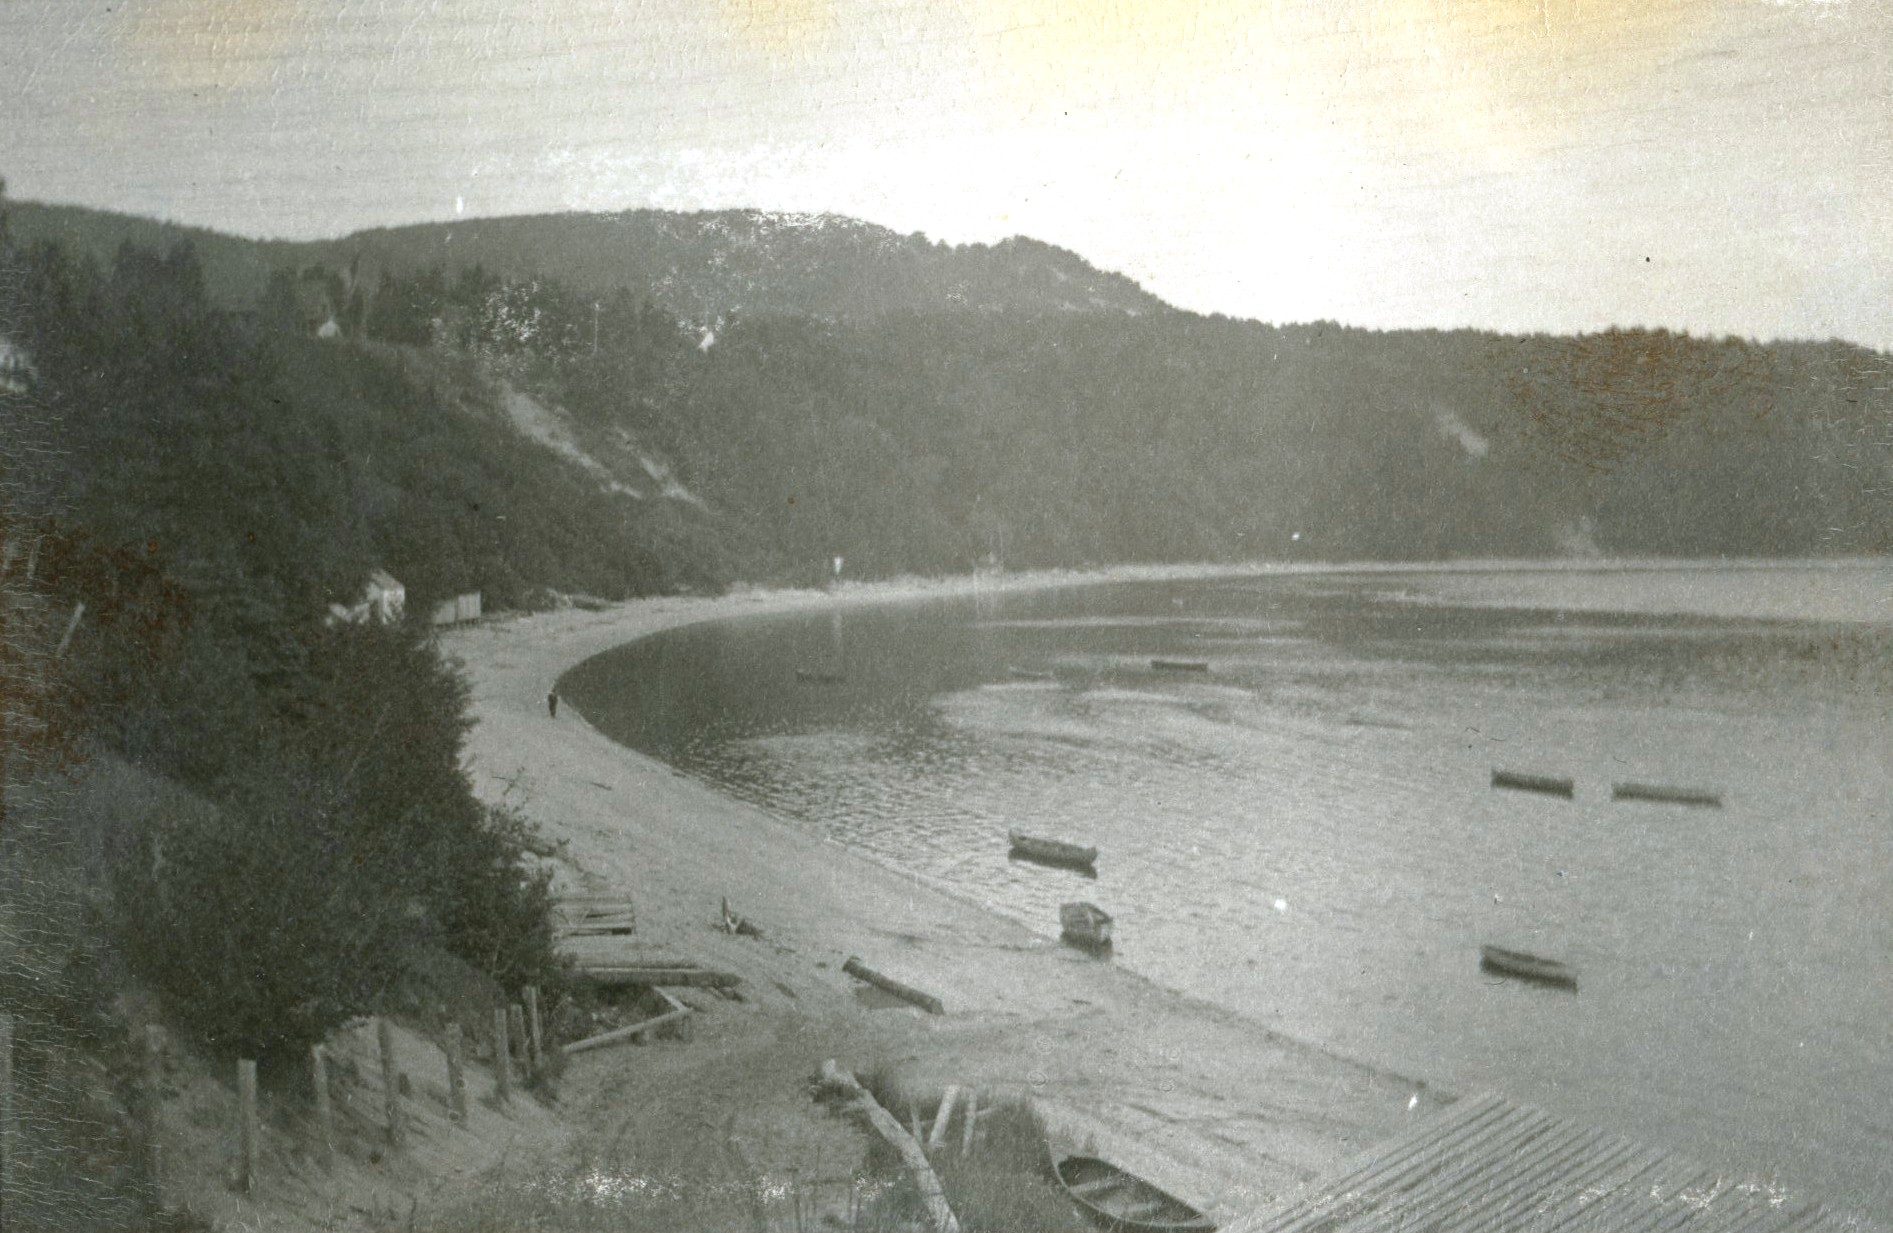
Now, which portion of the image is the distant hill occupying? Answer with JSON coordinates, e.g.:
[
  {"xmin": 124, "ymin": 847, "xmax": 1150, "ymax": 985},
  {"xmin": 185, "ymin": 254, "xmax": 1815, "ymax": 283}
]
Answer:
[
  {"xmin": 6, "ymin": 201, "xmax": 1168, "ymax": 322},
  {"xmin": 6, "ymin": 195, "xmax": 1889, "ymax": 606}
]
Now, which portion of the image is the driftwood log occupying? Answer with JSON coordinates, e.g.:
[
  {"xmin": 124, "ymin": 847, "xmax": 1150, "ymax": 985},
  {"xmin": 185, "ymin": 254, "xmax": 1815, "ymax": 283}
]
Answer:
[
  {"xmin": 842, "ymin": 957, "xmax": 944, "ymax": 1015},
  {"xmin": 820, "ymin": 1061, "xmax": 959, "ymax": 1233}
]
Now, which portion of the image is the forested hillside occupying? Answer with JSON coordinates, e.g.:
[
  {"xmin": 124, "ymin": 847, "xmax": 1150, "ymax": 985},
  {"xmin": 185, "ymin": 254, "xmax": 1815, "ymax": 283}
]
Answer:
[{"xmin": 8, "ymin": 197, "xmax": 1890, "ymax": 606}]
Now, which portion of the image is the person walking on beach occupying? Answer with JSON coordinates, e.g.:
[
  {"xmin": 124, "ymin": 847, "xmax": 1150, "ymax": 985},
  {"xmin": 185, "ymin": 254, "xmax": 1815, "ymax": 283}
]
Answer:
[{"xmin": 547, "ymin": 689, "xmax": 559, "ymax": 718}]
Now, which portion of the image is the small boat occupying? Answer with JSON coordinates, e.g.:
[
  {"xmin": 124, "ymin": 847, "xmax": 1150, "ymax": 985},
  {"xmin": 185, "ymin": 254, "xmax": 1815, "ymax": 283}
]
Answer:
[
  {"xmin": 1150, "ymin": 659, "xmax": 1209, "ymax": 673},
  {"xmin": 1053, "ymin": 1153, "xmax": 1216, "ymax": 1232},
  {"xmin": 1490, "ymin": 769, "xmax": 1575, "ymax": 799},
  {"xmin": 794, "ymin": 668, "xmax": 846, "ymax": 685},
  {"xmin": 1060, "ymin": 902, "xmax": 1113, "ymax": 950},
  {"xmin": 1480, "ymin": 945, "xmax": 1578, "ymax": 990},
  {"xmin": 1007, "ymin": 666, "xmax": 1057, "ymax": 681},
  {"xmin": 1611, "ymin": 782, "xmax": 1722, "ymax": 808},
  {"xmin": 1009, "ymin": 829, "xmax": 1099, "ymax": 871}
]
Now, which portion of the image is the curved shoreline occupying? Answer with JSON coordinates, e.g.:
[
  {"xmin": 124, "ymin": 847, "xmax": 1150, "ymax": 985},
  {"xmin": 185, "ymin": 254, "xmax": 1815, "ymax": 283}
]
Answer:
[{"xmin": 443, "ymin": 565, "xmax": 1454, "ymax": 1216}]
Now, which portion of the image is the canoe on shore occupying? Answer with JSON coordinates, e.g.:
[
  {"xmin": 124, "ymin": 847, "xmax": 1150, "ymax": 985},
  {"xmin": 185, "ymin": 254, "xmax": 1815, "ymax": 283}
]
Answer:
[
  {"xmin": 1060, "ymin": 901, "xmax": 1114, "ymax": 950},
  {"xmin": 1053, "ymin": 1153, "xmax": 1216, "ymax": 1232},
  {"xmin": 1150, "ymin": 659, "xmax": 1210, "ymax": 673},
  {"xmin": 1490, "ymin": 769, "xmax": 1575, "ymax": 799},
  {"xmin": 1009, "ymin": 829, "xmax": 1098, "ymax": 870},
  {"xmin": 1480, "ymin": 945, "xmax": 1578, "ymax": 990}
]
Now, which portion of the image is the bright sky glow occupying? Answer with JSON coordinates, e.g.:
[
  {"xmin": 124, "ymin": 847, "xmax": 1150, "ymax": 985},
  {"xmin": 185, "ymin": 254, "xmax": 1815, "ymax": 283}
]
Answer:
[{"xmin": 1, "ymin": 0, "xmax": 1888, "ymax": 347}]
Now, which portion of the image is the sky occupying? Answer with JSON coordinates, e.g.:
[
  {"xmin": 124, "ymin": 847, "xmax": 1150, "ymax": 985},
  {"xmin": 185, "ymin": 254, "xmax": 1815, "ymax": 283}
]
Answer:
[{"xmin": 2, "ymin": 0, "xmax": 1889, "ymax": 349}]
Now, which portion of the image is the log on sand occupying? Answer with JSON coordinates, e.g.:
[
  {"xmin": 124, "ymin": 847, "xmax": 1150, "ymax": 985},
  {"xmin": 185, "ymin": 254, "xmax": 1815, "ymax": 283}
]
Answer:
[
  {"xmin": 841, "ymin": 957, "xmax": 944, "ymax": 1014},
  {"xmin": 820, "ymin": 1061, "xmax": 960, "ymax": 1233}
]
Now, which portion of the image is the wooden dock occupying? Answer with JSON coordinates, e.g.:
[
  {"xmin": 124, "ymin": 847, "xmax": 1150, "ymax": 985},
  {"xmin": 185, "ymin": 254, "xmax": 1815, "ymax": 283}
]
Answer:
[{"xmin": 1225, "ymin": 1091, "xmax": 1878, "ymax": 1233}]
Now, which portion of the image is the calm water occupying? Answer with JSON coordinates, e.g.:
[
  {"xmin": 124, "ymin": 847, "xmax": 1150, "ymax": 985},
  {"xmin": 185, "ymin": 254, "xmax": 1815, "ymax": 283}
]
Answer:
[{"xmin": 562, "ymin": 564, "xmax": 1893, "ymax": 1212}]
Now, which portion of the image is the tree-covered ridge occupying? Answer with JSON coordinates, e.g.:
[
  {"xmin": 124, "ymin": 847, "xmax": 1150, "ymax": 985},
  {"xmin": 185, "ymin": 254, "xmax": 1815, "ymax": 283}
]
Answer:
[{"xmin": 5, "ymin": 201, "xmax": 1167, "ymax": 324}]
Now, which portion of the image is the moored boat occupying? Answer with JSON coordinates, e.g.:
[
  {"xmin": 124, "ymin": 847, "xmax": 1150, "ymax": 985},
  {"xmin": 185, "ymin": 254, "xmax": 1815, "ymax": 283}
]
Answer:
[
  {"xmin": 1611, "ymin": 782, "xmax": 1722, "ymax": 808},
  {"xmin": 1480, "ymin": 945, "xmax": 1578, "ymax": 990},
  {"xmin": 1060, "ymin": 902, "xmax": 1113, "ymax": 949},
  {"xmin": 1052, "ymin": 1153, "xmax": 1216, "ymax": 1232},
  {"xmin": 1009, "ymin": 829, "xmax": 1099, "ymax": 870},
  {"xmin": 1490, "ymin": 769, "xmax": 1575, "ymax": 799},
  {"xmin": 1150, "ymin": 659, "xmax": 1209, "ymax": 673}
]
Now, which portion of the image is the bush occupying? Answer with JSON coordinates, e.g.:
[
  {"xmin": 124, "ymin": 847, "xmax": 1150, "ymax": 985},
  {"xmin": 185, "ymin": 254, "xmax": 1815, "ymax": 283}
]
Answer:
[{"xmin": 112, "ymin": 776, "xmax": 414, "ymax": 1062}]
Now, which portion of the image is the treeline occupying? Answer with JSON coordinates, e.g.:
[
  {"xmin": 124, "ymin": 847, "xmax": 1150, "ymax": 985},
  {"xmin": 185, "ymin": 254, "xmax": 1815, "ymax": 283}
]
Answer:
[
  {"xmin": 0, "ymin": 190, "xmax": 584, "ymax": 1092},
  {"xmin": 376, "ymin": 266, "xmax": 1889, "ymax": 573}
]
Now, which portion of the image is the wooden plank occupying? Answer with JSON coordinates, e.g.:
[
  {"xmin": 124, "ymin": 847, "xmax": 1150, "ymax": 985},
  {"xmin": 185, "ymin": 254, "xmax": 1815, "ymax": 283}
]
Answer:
[
  {"xmin": 928, "ymin": 1086, "xmax": 961, "ymax": 1152},
  {"xmin": 561, "ymin": 1006, "xmax": 693, "ymax": 1056},
  {"xmin": 842, "ymin": 957, "xmax": 944, "ymax": 1015},
  {"xmin": 821, "ymin": 1061, "xmax": 959, "ymax": 1233}
]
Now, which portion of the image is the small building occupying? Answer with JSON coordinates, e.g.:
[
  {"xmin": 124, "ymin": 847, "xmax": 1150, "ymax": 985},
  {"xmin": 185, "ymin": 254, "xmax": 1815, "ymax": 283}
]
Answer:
[
  {"xmin": 326, "ymin": 568, "xmax": 407, "ymax": 626},
  {"xmin": 429, "ymin": 591, "xmax": 483, "ymax": 626}
]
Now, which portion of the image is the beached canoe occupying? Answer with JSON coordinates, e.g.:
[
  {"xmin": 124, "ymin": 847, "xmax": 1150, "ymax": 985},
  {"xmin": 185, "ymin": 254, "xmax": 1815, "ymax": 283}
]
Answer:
[
  {"xmin": 1009, "ymin": 829, "xmax": 1099, "ymax": 870},
  {"xmin": 1150, "ymin": 659, "xmax": 1210, "ymax": 673},
  {"xmin": 794, "ymin": 668, "xmax": 846, "ymax": 685},
  {"xmin": 1060, "ymin": 902, "xmax": 1113, "ymax": 949},
  {"xmin": 1053, "ymin": 1154, "xmax": 1216, "ymax": 1232},
  {"xmin": 1480, "ymin": 945, "xmax": 1578, "ymax": 990}
]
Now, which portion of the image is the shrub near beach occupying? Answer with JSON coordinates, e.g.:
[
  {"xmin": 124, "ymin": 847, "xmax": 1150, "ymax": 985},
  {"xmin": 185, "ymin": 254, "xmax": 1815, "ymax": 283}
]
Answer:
[{"xmin": 2, "ymin": 197, "xmax": 565, "ymax": 1069}]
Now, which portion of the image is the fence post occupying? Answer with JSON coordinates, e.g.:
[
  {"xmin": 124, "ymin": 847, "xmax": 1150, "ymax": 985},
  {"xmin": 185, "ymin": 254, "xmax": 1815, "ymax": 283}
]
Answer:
[
  {"xmin": 444, "ymin": 1022, "xmax": 467, "ymax": 1123},
  {"xmin": 310, "ymin": 1045, "xmax": 334, "ymax": 1170},
  {"xmin": 523, "ymin": 987, "xmax": 543, "ymax": 1076},
  {"xmin": 493, "ymin": 1009, "xmax": 512, "ymax": 1103},
  {"xmin": 1, "ymin": 1014, "xmax": 16, "ymax": 1230},
  {"xmin": 237, "ymin": 1060, "xmax": 259, "ymax": 1194},
  {"xmin": 142, "ymin": 1025, "xmax": 165, "ymax": 1217},
  {"xmin": 508, "ymin": 1004, "xmax": 528, "ymax": 1076},
  {"xmin": 376, "ymin": 1020, "xmax": 404, "ymax": 1149}
]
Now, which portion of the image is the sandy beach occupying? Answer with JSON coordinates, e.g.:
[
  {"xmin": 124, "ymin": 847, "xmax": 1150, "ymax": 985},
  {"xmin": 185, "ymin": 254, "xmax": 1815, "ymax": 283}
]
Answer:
[{"xmin": 442, "ymin": 570, "xmax": 1442, "ymax": 1225}]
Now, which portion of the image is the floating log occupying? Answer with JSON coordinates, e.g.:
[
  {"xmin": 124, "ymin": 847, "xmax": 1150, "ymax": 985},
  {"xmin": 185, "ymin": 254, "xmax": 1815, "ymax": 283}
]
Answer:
[
  {"xmin": 1151, "ymin": 659, "xmax": 1210, "ymax": 673},
  {"xmin": 570, "ymin": 966, "xmax": 740, "ymax": 989},
  {"xmin": 842, "ymin": 957, "xmax": 945, "ymax": 1015},
  {"xmin": 1491, "ymin": 769, "xmax": 1575, "ymax": 799},
  {"xmin": 561, "ymin": 1002, "xmax": 694, "ymax": 1056},
  {"xmin": 820, "ymin": 1061, "xmax": 960, "ymax": 1233},
  {"xmin": 1611, "ymin": 782, "xmax": 1722, "ymax": 808}
]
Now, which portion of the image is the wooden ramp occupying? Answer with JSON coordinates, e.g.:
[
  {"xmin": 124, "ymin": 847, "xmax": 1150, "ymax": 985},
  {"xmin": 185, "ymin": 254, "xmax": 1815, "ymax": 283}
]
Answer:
[{"xmin": 1225, "ymin": 1092, "xmax": 1879, "ymax": 1233}]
